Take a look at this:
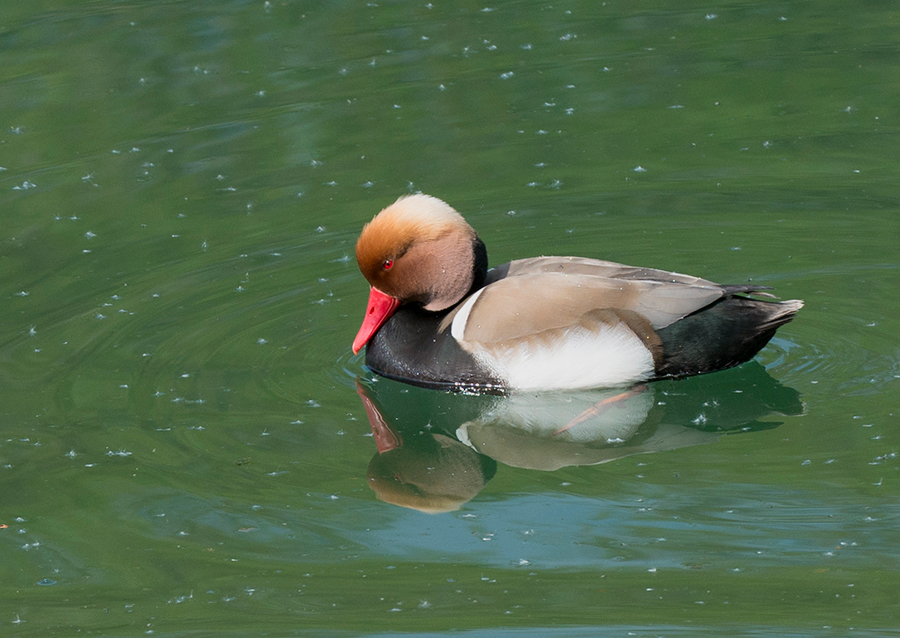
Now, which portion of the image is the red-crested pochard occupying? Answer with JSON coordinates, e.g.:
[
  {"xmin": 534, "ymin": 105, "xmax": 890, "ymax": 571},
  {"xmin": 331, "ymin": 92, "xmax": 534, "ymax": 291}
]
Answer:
[{"xmin": 353, "ymin": 194, "xmax": 802, "ymax": 393}]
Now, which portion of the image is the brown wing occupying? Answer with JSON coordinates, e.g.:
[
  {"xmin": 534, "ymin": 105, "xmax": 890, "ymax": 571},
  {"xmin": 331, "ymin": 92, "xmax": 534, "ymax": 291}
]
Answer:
[
  {"xmin": 443, "ymin": 257, "xmax": 728, "ymax": 344},
  {"xmin": 487, "ymin": 256, "xmax": 719, "ymax": 288}
]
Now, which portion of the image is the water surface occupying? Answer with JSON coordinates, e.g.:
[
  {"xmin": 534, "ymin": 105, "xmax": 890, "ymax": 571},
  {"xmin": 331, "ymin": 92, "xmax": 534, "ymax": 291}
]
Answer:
[{"xmin": 1, "ymin": 1, "xmax": 899, "ymax": 636}]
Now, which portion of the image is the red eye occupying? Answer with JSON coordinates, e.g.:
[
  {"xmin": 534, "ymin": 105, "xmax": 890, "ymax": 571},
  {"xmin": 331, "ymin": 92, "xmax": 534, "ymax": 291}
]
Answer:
[{"xmin": 383, "ymin": 259, "xmax": 394, "ymax": 270}]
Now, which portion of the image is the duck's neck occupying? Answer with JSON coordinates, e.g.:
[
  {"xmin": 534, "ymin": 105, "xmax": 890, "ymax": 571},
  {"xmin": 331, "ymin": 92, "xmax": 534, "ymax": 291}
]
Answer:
[{"xmin": 469, "ymin": 236, "xmax": 489, "ymax": 297}]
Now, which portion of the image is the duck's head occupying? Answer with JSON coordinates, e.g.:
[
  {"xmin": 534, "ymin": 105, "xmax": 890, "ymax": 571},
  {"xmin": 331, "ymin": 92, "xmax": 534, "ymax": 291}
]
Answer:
[{"xmin": 352, "ymin": 194, "xmax": 486, "ymax": 354}]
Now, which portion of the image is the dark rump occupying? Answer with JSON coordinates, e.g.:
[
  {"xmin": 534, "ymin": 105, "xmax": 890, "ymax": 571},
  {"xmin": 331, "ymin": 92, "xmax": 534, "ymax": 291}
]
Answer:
[{"xmin": 654, "ymin": 295, "xmax": 802, "ymax": 379}]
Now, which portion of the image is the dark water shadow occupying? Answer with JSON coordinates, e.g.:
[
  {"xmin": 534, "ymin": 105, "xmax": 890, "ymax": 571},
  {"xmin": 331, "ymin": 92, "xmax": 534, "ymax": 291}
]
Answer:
[{"xmin": 355, "ymin": 362, "xmax": 803, "ymax": 513}]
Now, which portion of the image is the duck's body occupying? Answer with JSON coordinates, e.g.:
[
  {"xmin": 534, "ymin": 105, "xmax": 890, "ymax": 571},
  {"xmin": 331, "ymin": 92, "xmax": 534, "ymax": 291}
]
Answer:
[{"xmin": 353, "ymin": 195, "xmax": 802, "ymax": 394}]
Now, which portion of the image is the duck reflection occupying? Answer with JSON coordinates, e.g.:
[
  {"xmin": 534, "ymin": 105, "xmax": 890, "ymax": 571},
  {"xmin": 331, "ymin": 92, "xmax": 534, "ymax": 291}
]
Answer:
[{"xmin": 357, "ymin": 362, "xmax": 802, "ymax": 513}]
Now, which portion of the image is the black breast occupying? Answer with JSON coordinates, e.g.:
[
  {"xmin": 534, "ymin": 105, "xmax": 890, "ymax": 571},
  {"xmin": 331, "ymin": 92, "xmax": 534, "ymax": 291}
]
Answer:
[{"xmin": 364, "ymin": 305, "xmax": 504, "ymax": 394}]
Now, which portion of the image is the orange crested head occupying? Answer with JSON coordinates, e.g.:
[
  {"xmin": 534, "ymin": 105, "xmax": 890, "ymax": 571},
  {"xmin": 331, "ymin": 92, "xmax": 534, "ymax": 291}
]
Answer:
[{"xmin": 355, "ymin": 194, "xmax": 476, "ymax": 305}]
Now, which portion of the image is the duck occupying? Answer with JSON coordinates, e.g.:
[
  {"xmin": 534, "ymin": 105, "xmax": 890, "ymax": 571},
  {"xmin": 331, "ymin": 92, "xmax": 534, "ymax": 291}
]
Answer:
[{"xmin": 352, "ymin": 194, "xmax": 802, "ymax": 394}]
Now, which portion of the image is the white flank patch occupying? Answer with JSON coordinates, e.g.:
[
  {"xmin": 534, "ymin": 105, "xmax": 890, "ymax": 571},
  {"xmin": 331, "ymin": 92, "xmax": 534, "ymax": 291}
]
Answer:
[
  {"xmin": 450, "ymin": 288, "xmax": 485, "ymax": 341},
  {"xmin": 463, "ymin": 321, "xmax": 655, "ymax": 391}
]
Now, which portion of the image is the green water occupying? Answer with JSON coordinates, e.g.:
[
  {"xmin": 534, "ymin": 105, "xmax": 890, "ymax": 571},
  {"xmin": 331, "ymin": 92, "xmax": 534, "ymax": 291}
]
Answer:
[{"xmin": 2, "ymin": 1, "xmax": 899, "ymax": 636}]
